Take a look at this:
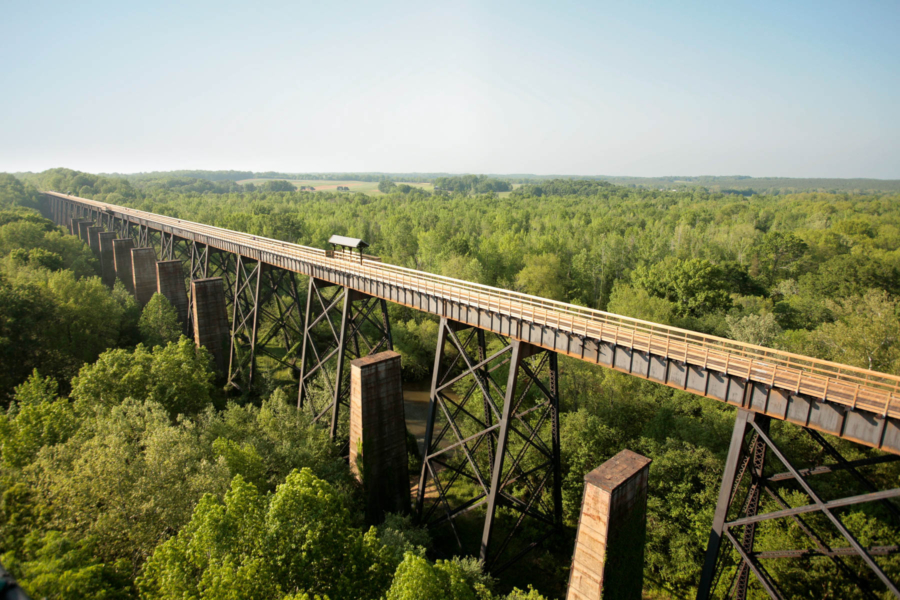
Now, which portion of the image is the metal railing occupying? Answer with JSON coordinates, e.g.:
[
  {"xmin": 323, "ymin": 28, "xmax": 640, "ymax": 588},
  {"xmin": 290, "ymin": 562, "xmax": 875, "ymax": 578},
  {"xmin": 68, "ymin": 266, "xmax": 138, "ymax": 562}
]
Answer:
[{"xmin": 47, "ymin": 191, "xmax": 900, "ymax": 420}]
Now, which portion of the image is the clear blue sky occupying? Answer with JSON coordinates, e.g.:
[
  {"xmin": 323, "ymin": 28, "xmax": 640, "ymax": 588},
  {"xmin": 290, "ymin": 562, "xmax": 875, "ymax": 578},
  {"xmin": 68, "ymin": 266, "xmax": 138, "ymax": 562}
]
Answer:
[{"xmin": 1, "ymin": 0, "xmax": 898, "ymax": 178}]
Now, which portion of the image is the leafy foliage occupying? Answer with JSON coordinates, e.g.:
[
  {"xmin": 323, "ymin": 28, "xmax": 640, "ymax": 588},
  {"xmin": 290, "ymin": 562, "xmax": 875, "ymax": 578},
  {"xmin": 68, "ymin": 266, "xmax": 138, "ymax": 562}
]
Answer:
[
  {"xmin": 70, "ymin": 338, "xmax": 217, "ymax": 419},
  {"xmin": 138, "ymin": 470, "xmax": 396, "ymax": 600},
  {"xmin": 2, "ymin": 169, "xmax": 900, "ymax": 598},
  {"xmin": 138, "ymin": 293, "xmax": 183, "ymax": 348}
]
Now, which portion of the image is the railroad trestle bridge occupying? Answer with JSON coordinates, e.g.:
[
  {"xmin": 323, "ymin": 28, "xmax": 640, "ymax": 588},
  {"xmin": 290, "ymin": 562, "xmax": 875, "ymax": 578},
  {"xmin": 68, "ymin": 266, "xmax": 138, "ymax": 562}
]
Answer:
[{"xmin": 43, "ymin": 191, "xmax": 900, "ymax": 598}]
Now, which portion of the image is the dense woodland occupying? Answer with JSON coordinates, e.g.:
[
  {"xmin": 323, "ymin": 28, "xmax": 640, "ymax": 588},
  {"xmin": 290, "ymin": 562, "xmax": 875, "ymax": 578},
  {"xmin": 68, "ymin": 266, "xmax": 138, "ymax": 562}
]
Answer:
[{"xmin": 1, "ymin": 169, "xmax": 899, "ymax": 599}]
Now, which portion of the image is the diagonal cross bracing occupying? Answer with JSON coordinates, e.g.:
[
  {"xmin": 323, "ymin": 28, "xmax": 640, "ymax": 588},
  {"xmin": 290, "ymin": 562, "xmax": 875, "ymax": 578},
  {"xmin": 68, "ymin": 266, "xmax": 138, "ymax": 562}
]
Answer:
[
  {"xmin": 416, "ymin": 318, "xmax": 562, "ymax": 572},
  {"xmin": 41, "ymin": 191, "xmax": 900, "ymax": 454}
]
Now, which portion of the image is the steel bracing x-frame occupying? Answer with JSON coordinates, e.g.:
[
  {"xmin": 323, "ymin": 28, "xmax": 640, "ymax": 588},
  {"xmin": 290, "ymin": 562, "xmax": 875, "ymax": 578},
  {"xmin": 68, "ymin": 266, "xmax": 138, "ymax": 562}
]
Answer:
[
  {"xmin": 296, "ymin": 278, "xmax": 393, "ymax": 439},
  {"xmin": 698, "ymin": 409, "xmax": 900, "ymax": 599},
  {"xmin": 228, "ymin": 256, "xmax": 305, "ymax": 391},
  {"xmin": 416, "ymin": 318, "xmax": 562, "ymax": 572}
]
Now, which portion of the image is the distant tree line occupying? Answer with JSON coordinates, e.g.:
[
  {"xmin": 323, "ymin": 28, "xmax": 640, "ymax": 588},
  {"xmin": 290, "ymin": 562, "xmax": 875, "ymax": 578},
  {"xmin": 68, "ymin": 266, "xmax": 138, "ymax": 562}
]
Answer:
[
  {"xmin": 433, "ymin": 175, "xmax": 511, "ymax": 194},
  {"xmin": 511, "ymin": 179, "xmax": 614, "ymax": 197}
]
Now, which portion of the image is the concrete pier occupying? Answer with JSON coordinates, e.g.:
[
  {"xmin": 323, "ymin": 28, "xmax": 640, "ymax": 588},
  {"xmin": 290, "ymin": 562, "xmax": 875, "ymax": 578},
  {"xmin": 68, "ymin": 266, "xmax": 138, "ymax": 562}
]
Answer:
[
  {"xmin": 156, "ymin": 260, "xmax": 189, "ymax": 328},
  {"xmin": 69, "ymin": 218, "xmax": 86, "ymax": 236},
  {"xmin": 97, "ymin": 232, "xmax": 118, "ymax": 287},
  {"xmin": 567, "ymin": 450, "xmax": 652, "ymax": 600},
  {"xmin": 88, "ymin": 226, "xmax": 104, "ymax": 255},
  {"xmin": 191, "ymin": 278, "xmax": 229, "ymax": 375},
  {"xmin": 77, "ymin": 220, "xmax": 93, "ymax": 244},
  {"xmin": 349, "ymin": 351, "xmax": 410, "ymax": 524},
  {"xmin": 131, "ymin": 247, "xmax": 158, "ymax": 306},
  {"xmin": 113, "ymin": 238, "xmax": 136, "ymax": 292}
]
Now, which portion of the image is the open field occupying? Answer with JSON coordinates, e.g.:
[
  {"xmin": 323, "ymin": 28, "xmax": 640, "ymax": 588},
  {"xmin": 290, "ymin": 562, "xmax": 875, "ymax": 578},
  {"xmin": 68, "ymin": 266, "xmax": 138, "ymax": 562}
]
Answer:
[{"xmin": 237, "ymin": 179, "xmax": 434, "ymax": 195}]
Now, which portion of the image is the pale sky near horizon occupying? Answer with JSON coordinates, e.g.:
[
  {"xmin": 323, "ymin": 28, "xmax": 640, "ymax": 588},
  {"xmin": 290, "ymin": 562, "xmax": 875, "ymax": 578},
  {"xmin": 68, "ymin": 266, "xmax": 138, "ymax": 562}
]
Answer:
[{"xmin": 1, "ymin": 1, "xmax": 898, "ymax": 178}]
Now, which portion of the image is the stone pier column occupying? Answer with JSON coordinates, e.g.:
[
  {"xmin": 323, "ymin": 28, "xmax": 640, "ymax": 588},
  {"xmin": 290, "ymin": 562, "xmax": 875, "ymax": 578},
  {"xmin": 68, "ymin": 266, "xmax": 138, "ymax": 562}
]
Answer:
[
  {"xmin": 69, "ymin": 218, "xmax": 85, "ymax": 236},
  {"xmin": 349, "ymin": 351, "xmax": 410, "ymax": 524},
  {"xmin": 567, "ymin": 450, "xmax": 652, "ymax": 600},
  {"xmin": 113, "ymin": 238, "xmax": 136, "ymax": 292},
  {"xmin": 156, "ymin": 260, "xmax": 189, "ymax": 328},
  {"xmin": 191, "ymin": 278, "xmax": 229, "ymax": 375},
  {"xmin": 77, "ymin": 220, "xmax": 93, "ymax": 243},
  {"xmin": 88, "ymin": 226, "xmax": 104, "ymax": 255},
  {"xmin": 98, "ymin": 232, "xmax": 118, "ymax": 287},
  {"xmin": 131, "ymin": 248, "xmax": 158, "ymax": 306}
]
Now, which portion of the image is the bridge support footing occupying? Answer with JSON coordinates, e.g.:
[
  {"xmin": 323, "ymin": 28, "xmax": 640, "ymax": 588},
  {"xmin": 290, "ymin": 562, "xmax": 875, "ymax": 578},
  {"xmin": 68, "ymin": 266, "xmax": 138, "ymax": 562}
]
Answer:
[
  {"xmin": 97, "ymin": 232, "xmax": 117, "ymax": 287},
  {"xmin": 192, "ymin": 278, "xmax": 230, "ymax": 376},
  {"xmin": 416, "ymin": 318, "xmax": 563, "ymax": 573},
  {"xmin": 156, "ymin": 260, "xmax": 189, "ymax": 330},
  {"xmin": 350, "ymin": 350, "xmax": 410, "ymax": 524},
  {"xmin": 87, "ymin": 226, "xmax": 103, "ymax": 255},
  {"xmin": 77, "ymin": 220, "xmax": 93, "ymax": 244},
  {"xmin": 131, "ymin": 247, "xmax": 158, "ymax": 306},
  {"xmin": 567, "ymin": 449, "xmax": 651, "ymax": 600},
  {"xmin": 112, "ymin": 238, "xmax": 136, "ymax": 293},
  {"xmin": 698, "ymin": 408, "xmax": 900, "ymax": 600}
]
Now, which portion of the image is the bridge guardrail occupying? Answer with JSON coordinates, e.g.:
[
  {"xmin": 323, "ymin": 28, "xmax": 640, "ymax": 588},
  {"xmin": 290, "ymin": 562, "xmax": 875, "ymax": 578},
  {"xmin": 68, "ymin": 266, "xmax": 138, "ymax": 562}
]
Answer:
[{"xmin": 46, "ymin": 191, "xmax": 900, "ymax": 420}]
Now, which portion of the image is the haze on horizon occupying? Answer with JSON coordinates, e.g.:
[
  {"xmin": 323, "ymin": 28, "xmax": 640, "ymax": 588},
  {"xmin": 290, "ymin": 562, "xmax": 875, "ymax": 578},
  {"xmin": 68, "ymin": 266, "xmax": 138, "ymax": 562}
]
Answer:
[{"xmin": 2, "ymin": 0, "xmax": 898, "ymax": 179}]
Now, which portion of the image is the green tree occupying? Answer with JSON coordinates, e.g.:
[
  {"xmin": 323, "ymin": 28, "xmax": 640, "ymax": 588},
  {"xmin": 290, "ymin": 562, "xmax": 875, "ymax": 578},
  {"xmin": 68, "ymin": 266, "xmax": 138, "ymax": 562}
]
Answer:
[
  {"xmin": 138, "ymin": 469, "xmax": 397, "ymax": 600},
  {"xmin": 27, "ymin": 398, "xmax": 230, "ymax": 566},
  {"xmin": 0, "ymin": 371, "xmax": 79, "ymax": 471},
  {"xmin": 641, "ymin": 439, "xmax": 722, "ymax": 596},
  {"xmin": 606, "ymin": 283, "xmax": 678, "ymax": 326},
  {"xmin": 726, "ymin": 312, "xmax": 782, "ymax": 346},
  {"xmin": 0, "ymin": 176, "xmax": 40, "ymax": 210},
  {"xmin": 70, "ymin": 338, "xmax": 216, "ymax": 419},
  {"xmin": 515, "ymin": 253, "xmax": 565, "ymax": 300},
  {"xmin": 260, "ymin": 180, "xmax": 297, "ymax": 192},
  {"xmin": 632, "ymin": 257, "xmax": 732, "ymax": 318},
  {"xmin": 138, "ymin": 293, "xmax": 183, "ymax": 347},
  {"xmin": 810, "ymin": 289, "xmax": 900, "ymax": 373},
  {"xmin": 0, "ymin": 277, "xmax": 58, "ymax": 400},
  {"xmin": 753, "ymin": 231, "xmax": 808, "ymax": 284},
  {"xmin": 0, "ymin": 531, "xmax": 132, "ymax": 600},
  {"xmin": 386, "ymin": 553, "xmax": 493, "ymax": 600},
  {"xmin": 378, "ymin": 180, "xmax": 397, "ymax": 193}
]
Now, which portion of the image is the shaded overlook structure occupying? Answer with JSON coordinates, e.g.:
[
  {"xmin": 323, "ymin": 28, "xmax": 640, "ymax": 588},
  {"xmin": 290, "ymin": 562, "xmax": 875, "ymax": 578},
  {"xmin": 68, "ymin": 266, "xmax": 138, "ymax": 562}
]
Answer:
[{"xmin": 43, "ymin": 191, "xmax": 900, "ymax": 599}]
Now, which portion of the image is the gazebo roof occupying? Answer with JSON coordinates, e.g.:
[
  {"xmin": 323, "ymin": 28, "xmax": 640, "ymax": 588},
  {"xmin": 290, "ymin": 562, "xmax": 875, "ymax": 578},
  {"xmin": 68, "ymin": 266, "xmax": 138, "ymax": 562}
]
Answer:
[{"xmin": 328, "ymin": 235, "xmax": 369, "ymax": 249}]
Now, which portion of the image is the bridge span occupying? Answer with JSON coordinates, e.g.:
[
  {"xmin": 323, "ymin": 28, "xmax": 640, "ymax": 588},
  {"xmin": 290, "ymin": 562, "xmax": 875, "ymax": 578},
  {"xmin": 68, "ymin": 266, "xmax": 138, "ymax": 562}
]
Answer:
[
  {"xmin": 42, "ymin": 191, "xmax": 900, "ymax": 598},
  {"xmin": 43, "ymin": 191, "xmax": 900, "ymax": 453}
]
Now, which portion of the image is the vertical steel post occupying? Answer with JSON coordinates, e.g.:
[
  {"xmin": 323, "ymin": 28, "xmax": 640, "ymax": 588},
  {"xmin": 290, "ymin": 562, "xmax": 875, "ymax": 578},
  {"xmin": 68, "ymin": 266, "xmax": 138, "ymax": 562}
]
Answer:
[
  {"xmin": 480, "ymin": 339, "xmax": 526, "ymax": 562},
  {"xmin": 416, "ymin": 317, "xmax": 450, "ymax": 516},
  {"xmin": 380, "ymin": 298, "xmax": 394, "ymax": 350},
  {"xmin": 549, "ymin": 351, "xmax": 563, "ymax": 528},
  {"xmin": 329, "ymin": 288, "xmax": 353, "ymax": 440},
  {"xmin": 297, "ymin": 277, "xmax": 317, "ymax": 409},
  {"xmin": 697, "ymin": 409, "xmax": 755, "ymax": 600},
  {"xmin": 735, "ymin": 416, "xmax": 770, "ymax": 600},
  {"xmin": 247, "ymin": 263, "xmax": 263, "ymax": 386}
]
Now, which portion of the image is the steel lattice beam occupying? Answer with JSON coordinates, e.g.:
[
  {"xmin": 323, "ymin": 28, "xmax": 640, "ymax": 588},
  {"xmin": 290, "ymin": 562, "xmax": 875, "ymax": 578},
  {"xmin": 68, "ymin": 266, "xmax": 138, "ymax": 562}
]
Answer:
[
  {"xmin": 416, "ymin": 318, "xmax": 562, "ymax": 572},
  {"xmin": 296, "ymin": 278, "xmax": 393, "ymax": 440},
  {"xmin": 698, "ymin": 408, "xmax": 900, "ymax": 600},
  {"xmin": 227, "ymin": 258, "xmax": 305, "ymax": 391}
]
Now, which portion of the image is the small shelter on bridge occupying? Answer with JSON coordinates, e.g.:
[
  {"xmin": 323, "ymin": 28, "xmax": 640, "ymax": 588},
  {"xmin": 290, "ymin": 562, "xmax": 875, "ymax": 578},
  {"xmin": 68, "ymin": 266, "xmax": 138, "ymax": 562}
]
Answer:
[{"xmin": 328, "ymin": 234, "xmax": 369, "ymax": 263}]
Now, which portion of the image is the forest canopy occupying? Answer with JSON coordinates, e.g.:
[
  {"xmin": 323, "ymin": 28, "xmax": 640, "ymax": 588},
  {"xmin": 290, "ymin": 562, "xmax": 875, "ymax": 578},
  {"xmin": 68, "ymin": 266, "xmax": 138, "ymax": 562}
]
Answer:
[{"xmin": 1, "ymin": 169, "xmax": 899, "ymax": 598}]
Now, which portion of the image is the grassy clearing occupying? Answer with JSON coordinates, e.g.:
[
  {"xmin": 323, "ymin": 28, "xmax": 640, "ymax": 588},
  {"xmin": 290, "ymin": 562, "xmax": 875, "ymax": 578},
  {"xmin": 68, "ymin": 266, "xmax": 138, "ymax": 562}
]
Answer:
[{"xmin": 237, "ymin": 179, "xmax": 434, "ymax": 196}]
